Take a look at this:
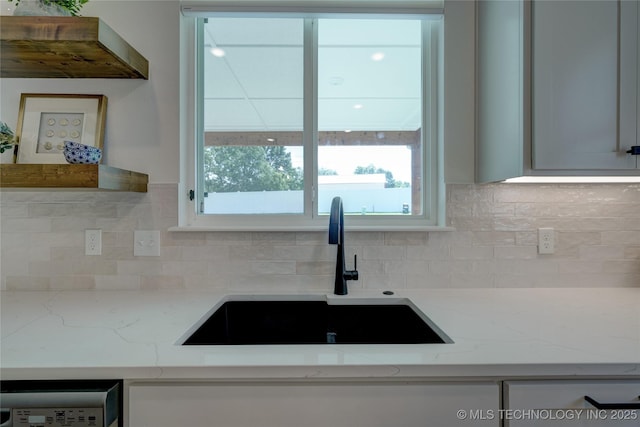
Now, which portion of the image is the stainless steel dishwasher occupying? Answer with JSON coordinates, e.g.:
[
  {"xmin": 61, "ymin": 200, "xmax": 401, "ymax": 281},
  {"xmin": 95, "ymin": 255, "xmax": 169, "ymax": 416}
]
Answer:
[{"xmin": 0, "ymin": 380, "xmax": 121, "ymax": 427}]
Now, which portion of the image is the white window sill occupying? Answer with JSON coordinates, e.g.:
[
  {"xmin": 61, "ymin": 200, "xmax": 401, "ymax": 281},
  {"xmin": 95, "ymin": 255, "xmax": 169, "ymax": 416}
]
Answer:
[{"xmin": 168, "ymin": 225, "xmax": 456, "ymax": 232}]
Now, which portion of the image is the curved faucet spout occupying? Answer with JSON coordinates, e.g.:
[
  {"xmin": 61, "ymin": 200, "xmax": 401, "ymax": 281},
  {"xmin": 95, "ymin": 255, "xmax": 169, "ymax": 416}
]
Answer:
[
  {"xmin": 328, "ymin": 196, "xmax": 358, "ymax": 295},
  {"xmin": 328, "ymin": 197, "xmax": 343, "ymax": 245}
]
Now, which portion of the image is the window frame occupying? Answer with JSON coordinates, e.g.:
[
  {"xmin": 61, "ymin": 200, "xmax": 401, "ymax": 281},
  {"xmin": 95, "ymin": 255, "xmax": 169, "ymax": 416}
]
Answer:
[{"xmin": 178, "ymin": 8, "xmax": 445, "ymax": 231}]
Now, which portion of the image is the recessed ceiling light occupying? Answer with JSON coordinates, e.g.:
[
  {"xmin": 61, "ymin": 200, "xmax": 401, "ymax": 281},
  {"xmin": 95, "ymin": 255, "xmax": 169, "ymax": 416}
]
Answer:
[
  {"xmin": 353, "ymin": 104, "xmax": 364, "ymax": 110},
  {"xmin": 371, "ymin": 52, "xmax": 385, "ymax": 61},
  {"xmin": 266, "ymin": 138, "xmax": 276, "ymax": 142},
  {"xmin": 210, "ymin": 47, "xmax": 226, "ymax": 57},
  {"xmin": 344, "ymin": 130, "xmax": 352, "ymax": 133}
]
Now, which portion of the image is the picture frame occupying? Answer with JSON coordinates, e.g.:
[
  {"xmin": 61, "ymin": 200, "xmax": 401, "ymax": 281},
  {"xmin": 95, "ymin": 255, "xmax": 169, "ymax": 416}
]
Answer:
[{"xmin": 15, "ymin": 94, "xmax": 108, "ymax": 164}]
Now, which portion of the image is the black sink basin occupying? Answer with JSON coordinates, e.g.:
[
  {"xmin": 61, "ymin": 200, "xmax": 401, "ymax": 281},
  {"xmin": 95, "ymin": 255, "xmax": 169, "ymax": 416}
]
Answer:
[{"xmin": 182, "ymin": 299, "xmax": 451, "ymax": 345}]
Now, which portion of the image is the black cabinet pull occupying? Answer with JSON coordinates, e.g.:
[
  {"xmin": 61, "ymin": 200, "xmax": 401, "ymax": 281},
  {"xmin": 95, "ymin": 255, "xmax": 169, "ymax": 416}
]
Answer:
[
  {"xmin": 584, "ymin": 395, "xmax": 640, "ymax": 410},
  {"xmin": 626, "ymin": 146, "xmax": 640, "ymax": 155}
]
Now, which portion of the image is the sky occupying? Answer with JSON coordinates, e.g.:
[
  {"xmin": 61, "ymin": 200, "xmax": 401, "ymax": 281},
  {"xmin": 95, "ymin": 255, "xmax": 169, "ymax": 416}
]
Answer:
[{"xmin": 288, "ymin": 145, "xmax": 413, "ymax": 183}]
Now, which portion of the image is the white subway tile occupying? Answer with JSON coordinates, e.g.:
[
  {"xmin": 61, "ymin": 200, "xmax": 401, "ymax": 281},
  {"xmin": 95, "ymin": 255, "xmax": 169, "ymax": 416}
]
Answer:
[
  {"xmin": 141, "ymin": 276, "xmax": 185, "ymax": 290},
  {"xmin": 384, "ymin": 231, "xmax": 428, "ymax": 245},
  {"xmin": 117, "ymin": 260, "xmax": 163, "ymax": 275},
  {"xmin": 579, "ymin": 245, "xmax": 626, "ymax": 260},
  {"xmin": 494, "ymin": 245, "xmax": 538, "ymax": 259},
  {"xmin": 601, "ymin": 231, "xmax": 640, "ymax": 245},
  {"xmin": 50, "ymin": 276, "xmax": 95, "ymax": 290},
  {"xmin": 5, "ymin": 276, "xmax": 50, "ymax": 290},
  {"xmin": 362, "ymin": 245, "xmax": 406, "ymax": 260},
  {"xmin": 451, "ymin": 272, "xmax": 494, "ymax": 288},
  {"xmin": 3, "ymin": 183, "xmax": 640, "ymax": 291},
  {"xmin": 95, "ymin": 275, "xmax": 141, "ymax": 290},
  {"xmin": 250, "ymin": 261, "xmax": 296, "ymax": 275},
  {"xmin": 181, "ymin": 245, "xmax": 229, "ymax": 261},
  {"xmin": 295, "ymin": 261, "xmax": 332, "ymax": 275},
  {"xmin": 162, "ymin": 261, "xmax": 208, "ymax": 276},
  {"xmin": 450, "ymin": 245, "xmax": 493, "ymax": 260},
  {"xmin": 3, "ymin": 218, "xmax": 51, "ymax": 232}
]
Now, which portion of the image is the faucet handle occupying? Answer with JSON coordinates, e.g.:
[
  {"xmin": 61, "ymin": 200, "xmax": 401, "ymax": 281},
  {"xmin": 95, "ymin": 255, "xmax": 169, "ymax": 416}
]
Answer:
[{"xmin": 344, "ymin": 254, "xmax": 359, "ymax": 281}]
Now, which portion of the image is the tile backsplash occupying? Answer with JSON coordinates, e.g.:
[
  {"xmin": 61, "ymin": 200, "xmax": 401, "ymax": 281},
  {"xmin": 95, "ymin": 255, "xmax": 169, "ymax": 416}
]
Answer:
[{"xmin": 1, "ymin": 183, "xmax": 639, "ymax": 291}]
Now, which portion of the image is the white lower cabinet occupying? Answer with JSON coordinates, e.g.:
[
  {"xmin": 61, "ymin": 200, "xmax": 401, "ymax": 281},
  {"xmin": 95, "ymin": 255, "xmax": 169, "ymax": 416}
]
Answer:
[
  {"xmin": 504, "ymin": 380, "xmax": 640, "ymax": 427},
  {"xmin": 128, "ymin": 381, "xmax": 499, "ymax": 427}
]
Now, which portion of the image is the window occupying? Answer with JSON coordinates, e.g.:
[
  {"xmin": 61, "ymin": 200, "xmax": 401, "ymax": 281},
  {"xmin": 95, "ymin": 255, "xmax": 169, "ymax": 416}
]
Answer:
[{"xmin": 186, "ymin": 8, "xmax": 443, "ymax": 229}]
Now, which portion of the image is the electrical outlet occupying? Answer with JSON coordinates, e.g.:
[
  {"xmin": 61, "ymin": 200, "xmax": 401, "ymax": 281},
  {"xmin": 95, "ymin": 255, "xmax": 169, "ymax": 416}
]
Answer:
[
  {"xmin": 134, "ymin": 230, "xmax": 161, "ymax": 256},
  {"xmin": 538, "ymin": 228, "xmax": 555, "ymax": 254},
  {"xmin": 85, "ymin": 229, "xmax": 102, "ymax": 256}
]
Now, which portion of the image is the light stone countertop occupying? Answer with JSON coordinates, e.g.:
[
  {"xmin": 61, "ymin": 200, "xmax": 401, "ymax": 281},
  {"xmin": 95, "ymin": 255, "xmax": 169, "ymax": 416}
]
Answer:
[{"xmin": 1, "ymin": 288, "xmax": 639, "ymax": 381}]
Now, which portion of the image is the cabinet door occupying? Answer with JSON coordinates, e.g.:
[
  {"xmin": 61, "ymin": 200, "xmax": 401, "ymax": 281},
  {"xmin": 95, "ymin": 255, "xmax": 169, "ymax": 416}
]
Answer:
[
  {"xmin": 476, "ymin": 0, "xmax": 524, "ymax": 182},
  {"xmin": 129, "ymin": 381, "xmax": 499, "ymax": 427},
  {"xmin": 620, "ymin": 0, "xmax": 640, "ymax": 156},
  {"xmin": 532, "ymin": 0, "xmax": 638, "ymax": 170},
  {"xmin": 504, "ymin": 380, "xmax": 640, "ymax": 427}
]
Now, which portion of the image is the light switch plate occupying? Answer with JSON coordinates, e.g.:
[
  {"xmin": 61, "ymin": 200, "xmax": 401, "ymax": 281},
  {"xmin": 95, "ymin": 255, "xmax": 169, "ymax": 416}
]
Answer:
[{"xmin": 134, "ymin": 230, "xmax": 161, "ymax": 256}]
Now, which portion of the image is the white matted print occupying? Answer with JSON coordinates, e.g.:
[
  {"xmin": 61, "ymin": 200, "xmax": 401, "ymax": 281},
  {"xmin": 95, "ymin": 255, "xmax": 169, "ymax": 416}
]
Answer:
[{"xmin": 16, "ymin": 94, "xmax": 107, "ymax": 164}]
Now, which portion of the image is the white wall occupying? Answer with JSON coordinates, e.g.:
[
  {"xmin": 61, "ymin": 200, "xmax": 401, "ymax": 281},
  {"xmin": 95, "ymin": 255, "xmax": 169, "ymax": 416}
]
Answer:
[{"xmin": 0, "ymin": 1, "xmax": 181, "ymax": 183}]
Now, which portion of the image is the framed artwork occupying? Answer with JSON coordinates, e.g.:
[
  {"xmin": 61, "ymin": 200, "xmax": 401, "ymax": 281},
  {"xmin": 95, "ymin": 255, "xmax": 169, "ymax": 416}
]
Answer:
[{"xmin": 15, "ymin": 94, "xmax": 108, "ymax": 164}]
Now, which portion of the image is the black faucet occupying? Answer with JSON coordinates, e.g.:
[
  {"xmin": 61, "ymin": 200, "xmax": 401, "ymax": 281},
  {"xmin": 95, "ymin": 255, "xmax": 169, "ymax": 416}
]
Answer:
[{"xmin": 328, "ymin": 196, "xmax": 358, "ymax": 295}]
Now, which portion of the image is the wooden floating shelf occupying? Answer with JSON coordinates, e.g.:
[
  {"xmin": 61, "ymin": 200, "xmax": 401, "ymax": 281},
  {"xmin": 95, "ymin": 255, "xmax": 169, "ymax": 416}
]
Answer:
[
  {"xmin": 0, "ymin": 164, "xmax": 148, "ymax": 192},
  {"xmin": 0, "ymin": 16, "xmax": 149, "ymax": 79}
]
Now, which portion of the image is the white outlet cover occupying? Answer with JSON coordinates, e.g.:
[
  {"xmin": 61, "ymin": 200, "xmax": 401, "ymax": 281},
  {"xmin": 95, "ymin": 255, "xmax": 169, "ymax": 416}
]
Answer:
[
  {"xmin": 134, "ymin": 230, "xmax": 161, "ymax": 256},
  {"xmin": 85, "ymin": 229, "xmax": 102, "ymax": 256},
  {"xmin": 538, "ymin": 228, "xmax": 555, "ymax": 254}
]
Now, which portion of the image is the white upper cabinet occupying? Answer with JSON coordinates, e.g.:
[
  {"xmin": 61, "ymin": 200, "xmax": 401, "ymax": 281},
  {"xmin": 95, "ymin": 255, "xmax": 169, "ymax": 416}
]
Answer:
[
  {"xmin": 532, "ymin": 0, "xmax": 639, "ymax": 171},
  {"xmin": 476, "ymin": 0, "xmax": 640, "ymax": 181},
  {"xmin": 476, "ymin": 0, "xmax": 525, "ymax": 182}
]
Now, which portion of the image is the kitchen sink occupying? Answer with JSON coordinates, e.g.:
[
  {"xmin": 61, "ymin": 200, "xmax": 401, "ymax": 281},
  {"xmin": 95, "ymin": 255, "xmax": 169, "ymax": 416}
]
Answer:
[{"xmin": 181, "ymin": 297, "xmax": 452, "ymax": 345}]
